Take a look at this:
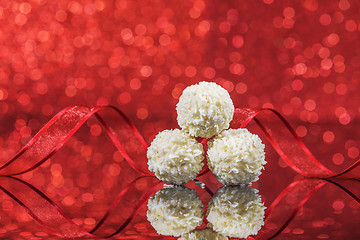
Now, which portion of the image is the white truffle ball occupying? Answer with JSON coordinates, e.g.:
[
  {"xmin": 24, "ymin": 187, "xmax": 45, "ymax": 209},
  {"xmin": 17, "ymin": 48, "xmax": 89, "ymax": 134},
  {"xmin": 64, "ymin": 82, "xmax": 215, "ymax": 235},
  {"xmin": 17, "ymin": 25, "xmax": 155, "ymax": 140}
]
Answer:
[
  {"xmin": 147, "ymin": 186, "xmax": 204, "ymax": 236},
  {"xmin": 207, "ymin": 128, "xmax": 266, "ymax": 185},
  {"xmin": 206, "ymin": 186, "xmax": 266, "ymax": 239},
  {"xmin": 179, "ymin": 229, "xmax": 228, "ymax": 240},
  {"xmin": 147, "ymin": 129, "xmax": 204, "ymax": 184},
  {"xmin": 176, "ymin": 81, "xmax": 234, "ymax": 139}
]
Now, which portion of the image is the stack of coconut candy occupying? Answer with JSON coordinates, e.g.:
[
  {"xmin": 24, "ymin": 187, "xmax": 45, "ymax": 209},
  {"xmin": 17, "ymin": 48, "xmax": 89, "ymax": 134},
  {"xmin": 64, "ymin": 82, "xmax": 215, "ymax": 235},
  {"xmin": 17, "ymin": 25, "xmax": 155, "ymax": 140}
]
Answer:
[{"xmin": 147, "ymin": 81, "xmax": 266, "ymax": 186}]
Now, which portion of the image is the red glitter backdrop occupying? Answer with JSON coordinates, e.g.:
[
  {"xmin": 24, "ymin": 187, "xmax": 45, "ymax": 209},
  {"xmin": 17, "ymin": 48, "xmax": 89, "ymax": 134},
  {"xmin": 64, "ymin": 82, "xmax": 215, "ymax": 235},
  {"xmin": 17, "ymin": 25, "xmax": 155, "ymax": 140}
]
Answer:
[{"xmin": 0, "ymin": 0, "xmax": 360, "ymax": 239}]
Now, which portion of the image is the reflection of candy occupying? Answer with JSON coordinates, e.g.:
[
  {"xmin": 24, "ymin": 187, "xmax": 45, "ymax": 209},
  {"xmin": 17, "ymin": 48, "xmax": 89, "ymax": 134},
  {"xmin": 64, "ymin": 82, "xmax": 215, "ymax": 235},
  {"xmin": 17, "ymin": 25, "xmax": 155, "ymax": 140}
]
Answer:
[
  {"xmin": 207, "ymin": 128, "xmax": 266, "ymax": 185},
  {"xmin": 179, "ymin": 229, "xmax": 228, "ymax": 240},
  {"xmin": 147, "ymin": 185, "xmax": 204, "ymax": 237},
  {"xmin": 207, "ymin": 186, "xmax": 266, "ymax": 239},
  {"xmin": 176, "ymin": 82, "xmax": 234, "ymax": 139},
  {"xmin": 147, "ymin": 129, "xmax": 204, "ymax": 184}
]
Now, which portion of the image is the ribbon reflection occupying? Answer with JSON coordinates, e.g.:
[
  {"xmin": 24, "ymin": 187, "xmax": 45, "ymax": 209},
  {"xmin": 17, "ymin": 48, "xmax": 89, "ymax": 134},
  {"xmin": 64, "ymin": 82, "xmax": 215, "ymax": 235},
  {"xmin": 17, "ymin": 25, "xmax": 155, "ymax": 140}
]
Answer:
[{"xmin": 1, "ymin": 176, "xmax": 360, "ymax": 238}]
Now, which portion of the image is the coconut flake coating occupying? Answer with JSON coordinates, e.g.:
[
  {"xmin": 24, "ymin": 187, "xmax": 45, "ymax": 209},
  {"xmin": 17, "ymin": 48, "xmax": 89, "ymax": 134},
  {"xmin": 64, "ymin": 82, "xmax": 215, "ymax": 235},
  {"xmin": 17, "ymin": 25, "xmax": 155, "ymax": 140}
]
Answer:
[
  {"xmin": 179, "ymin": 229, "xmax": 228, "ymax": 240},
  {"xmin": 147, "ymin": 129, "xmax": 204, "ymax": 184},
  {"xmin": 206, "ymin": 186, "xmax": 266, "ymax": 239},
  {"xmin": 207, "ymin": 128, "xmax": 266, "ymax": 185},
  {"xmin": 176, "ymin": 81, "xmax": 234, "ymax": 139},
  {"xmin": 147, "ymin": 185, "xmax": 204, "ymax": 237}
]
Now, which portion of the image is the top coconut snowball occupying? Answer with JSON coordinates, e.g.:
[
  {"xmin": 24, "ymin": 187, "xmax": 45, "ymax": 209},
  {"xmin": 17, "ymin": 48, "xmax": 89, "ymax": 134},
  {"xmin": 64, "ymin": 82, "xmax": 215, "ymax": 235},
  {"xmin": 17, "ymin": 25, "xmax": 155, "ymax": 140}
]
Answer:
[{"xmin": 176, "ymin": 82, "xmax": 235, "ymax": 139}]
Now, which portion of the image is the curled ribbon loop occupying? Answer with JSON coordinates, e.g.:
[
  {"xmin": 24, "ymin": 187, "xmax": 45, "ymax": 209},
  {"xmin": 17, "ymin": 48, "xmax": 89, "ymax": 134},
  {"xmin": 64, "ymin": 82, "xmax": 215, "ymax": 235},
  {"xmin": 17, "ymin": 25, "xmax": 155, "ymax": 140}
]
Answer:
[
  {"xmin": 0, "ymin": 105, "xmax": 151, "ymax": 177},
  {"xmin": 230, "ymin": 108, "xmax": 360, "ymax": 178}
]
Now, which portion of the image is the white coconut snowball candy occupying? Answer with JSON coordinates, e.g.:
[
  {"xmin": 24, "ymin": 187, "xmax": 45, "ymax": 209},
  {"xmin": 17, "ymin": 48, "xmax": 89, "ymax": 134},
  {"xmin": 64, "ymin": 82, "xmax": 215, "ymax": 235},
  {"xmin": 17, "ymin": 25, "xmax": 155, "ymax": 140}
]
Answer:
[
  {"xmin": 147, "ymin": 185, "xmax": 204, "ymax": 237},
  {"xmin": 147, "ymin": 129, "xmax": 204, "ymax": 184},
  {"xmin": 179, "ymin": 229, "xmax": 228, "ymax": 240},
  {"xmin": 206, "ymin": 186, "xmax": 266, "ymax": 239},
  {"xmin": 207, "ymin": 128, "xmax": 266, "ymax": 185},
  {"xmin": 176, "ymin": 81, "xmax": 235, "ymax": 139}
]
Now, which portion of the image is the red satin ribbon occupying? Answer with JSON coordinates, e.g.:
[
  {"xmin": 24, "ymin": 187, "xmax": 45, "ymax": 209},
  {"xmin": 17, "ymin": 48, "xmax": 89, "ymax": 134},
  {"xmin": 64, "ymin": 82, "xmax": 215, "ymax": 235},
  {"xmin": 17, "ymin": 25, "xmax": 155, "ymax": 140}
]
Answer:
[
  {"xmin": 1, "ymin": 106, "xmax": 359, "ymax": 178},
  {"xmin": 230, "ymin": 108, "xmax": 360, "ymax": 178},
  {"xmin": 0, "ymin": 105, "xmax": 151, "ymax": 177},
  {"xmin": 1, "ymin": 105, "xmax": 360, "ymax": 238}
]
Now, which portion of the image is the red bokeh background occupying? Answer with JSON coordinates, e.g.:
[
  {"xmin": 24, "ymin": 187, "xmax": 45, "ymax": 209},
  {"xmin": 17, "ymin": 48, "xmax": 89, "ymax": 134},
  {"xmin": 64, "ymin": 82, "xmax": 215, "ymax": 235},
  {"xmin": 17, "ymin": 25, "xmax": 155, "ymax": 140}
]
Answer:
[
  {"xmin": 1, "ymin": 0, "xmax": 360, "ymax": 167},
  {"xmin": 0, "ymin": 0, "xmax": 360, "ymax": 239}
]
